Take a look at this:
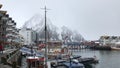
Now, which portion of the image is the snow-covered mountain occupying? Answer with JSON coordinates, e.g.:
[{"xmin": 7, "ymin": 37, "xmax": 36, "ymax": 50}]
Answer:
[
  {"xmin": 23, "ymin": 14, "xmax": 44, "ymax": 31},
  {"xmin": 22, "ymin": 14, "xmax": 85, "ymax": 42},
  {"xmin": 23, "ymin": 14, "xmax": 57, "ymax": 32},
  {"xmin": 23, "ymin": 14, "xmax": 59, "ymax": 40}
]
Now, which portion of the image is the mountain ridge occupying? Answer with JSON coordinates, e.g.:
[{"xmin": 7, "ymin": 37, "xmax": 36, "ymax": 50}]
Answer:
[{"xmin": 22, "ymin": 14, "xmax": 85, "ymax": 42}]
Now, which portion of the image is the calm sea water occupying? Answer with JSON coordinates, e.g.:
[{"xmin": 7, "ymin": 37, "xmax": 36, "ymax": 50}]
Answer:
[{"xmin": 72, "ymin": 49, "xmax": 120, "ymax": 68}]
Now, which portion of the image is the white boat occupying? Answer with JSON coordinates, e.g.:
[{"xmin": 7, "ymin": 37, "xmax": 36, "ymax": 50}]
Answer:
[{"xmin": 111, "ymin": 47, "xmax": 120, "ymax": 50}]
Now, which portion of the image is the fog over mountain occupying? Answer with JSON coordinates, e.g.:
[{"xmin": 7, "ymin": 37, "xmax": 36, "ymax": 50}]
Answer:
[{"xmin": 23, "ymin": 14, "xmax": 84, "ymax": 42}]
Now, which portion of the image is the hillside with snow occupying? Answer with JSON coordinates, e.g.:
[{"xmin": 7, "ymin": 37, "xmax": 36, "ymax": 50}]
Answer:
[{"xmin": 22, "ymin": 14, "xmax": 84, "ymax": 42}]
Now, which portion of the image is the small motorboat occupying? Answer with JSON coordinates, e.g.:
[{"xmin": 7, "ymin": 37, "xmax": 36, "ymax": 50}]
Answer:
[
  {"xmin": 51, "ymin": 58, "xmax": 85, "ymax": 68},
  {"xmin": 72, "ymin": 55, "xmax": 99, "ymax": 64}
]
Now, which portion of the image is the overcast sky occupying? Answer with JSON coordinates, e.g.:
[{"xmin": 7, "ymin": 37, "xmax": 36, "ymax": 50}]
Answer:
[{"xmin": 1, "ymin": 0, "xmax": 120, "ymax": 40}]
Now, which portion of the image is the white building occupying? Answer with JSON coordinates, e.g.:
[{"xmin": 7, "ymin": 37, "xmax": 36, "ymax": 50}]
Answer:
[
  {"xmin": 19, "ymin": 28, "xmax": 37, "ymax": 46},
  {"xmin": 99, "ymin": 35, "xmax": 120, "ymax": 46}
]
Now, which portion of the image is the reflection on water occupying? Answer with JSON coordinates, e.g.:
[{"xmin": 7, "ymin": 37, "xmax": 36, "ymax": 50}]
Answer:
[{"xmin": 72, "ymin": 49, "xmax": 120, "ymax": 68}]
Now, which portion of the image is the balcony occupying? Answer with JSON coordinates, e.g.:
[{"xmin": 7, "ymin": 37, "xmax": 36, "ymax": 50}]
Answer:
[
  {"xmin": 12, "ymin": 29, "xmax": 16, "ymax": 33},
  {"xmin": 7, "ymin": 36, "xmax": 16, "ymax": 40},
  {"xmin": 6, "ymin": 33, "xmax": 14, "ymax": 38},
  {"xmin": 7, "ymin": 22, "xmax": 14, "ymax": 26},
  {"xmin": 6, "ymin": 28, "xmax": 13, "ymax": 31},
  {"xmin": 0, "ymin": 10, "xmax": 7, "ymax": 15},
  {"xmin": 12, "ymin": 25, "xmax": 15, "ymax": 28},
  {"xmin": 13, "ymin": 29, "xmax": 18, "ymax": 34}
]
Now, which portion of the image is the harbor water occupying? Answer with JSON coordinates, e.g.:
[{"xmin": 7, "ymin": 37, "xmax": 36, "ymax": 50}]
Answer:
[{"xmin": 72, "ymin": 49, "xmax": 120, "ymax": 68}]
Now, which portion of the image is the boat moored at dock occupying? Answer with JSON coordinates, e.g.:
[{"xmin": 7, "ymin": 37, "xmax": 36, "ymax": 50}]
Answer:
[{"xmin": 26, "ymin": 56, "xmax": 45, "ymax": 68}]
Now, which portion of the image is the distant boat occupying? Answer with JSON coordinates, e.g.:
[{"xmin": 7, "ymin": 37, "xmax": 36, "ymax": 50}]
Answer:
[
  {"xmin": 67, "ymin": 55, "xmax": 99, "ymax": 64},
  {"xmin": 111, "ymin": 47, "xmax": 120, "ymax": 50}
]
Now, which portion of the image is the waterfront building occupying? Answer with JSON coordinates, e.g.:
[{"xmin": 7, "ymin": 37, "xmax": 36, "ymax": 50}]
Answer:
[
  {"xmin": 67, "ymin": 42, "xmax": 83, "ymax": 50},
  {"xmin": 14, "ymin": 32, "xmax": 24, "ymax": 47},
  {"xmin": 6, "ymin": 18, "xmax": 15, "ymax": 47},
  {"xmin": 0, "ymin": 10, "xmax": 8, "ymax": 49},
  {"xmin": 0, "ymin": 4, "xmax": 22, "ymax": 49},
  {"xmin": 19, "ymin": 27, "xmax": 37, "ymax": 46},
  {"xmin": 99, "ymin": 35, "xmax": 120, "ymax": 46},
  {"xmin": 47, "ymin": 41, "xmax": 62, "ymax": 53}
]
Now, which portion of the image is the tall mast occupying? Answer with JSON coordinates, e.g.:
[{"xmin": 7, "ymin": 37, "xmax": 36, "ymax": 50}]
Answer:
[
  {"xmin": 44, "ymin": 6, "xmax": 47, "ymax": 68},
  {"xmin": 41, "ymin": 5, "xmax": 50, "ymax": 68}
]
